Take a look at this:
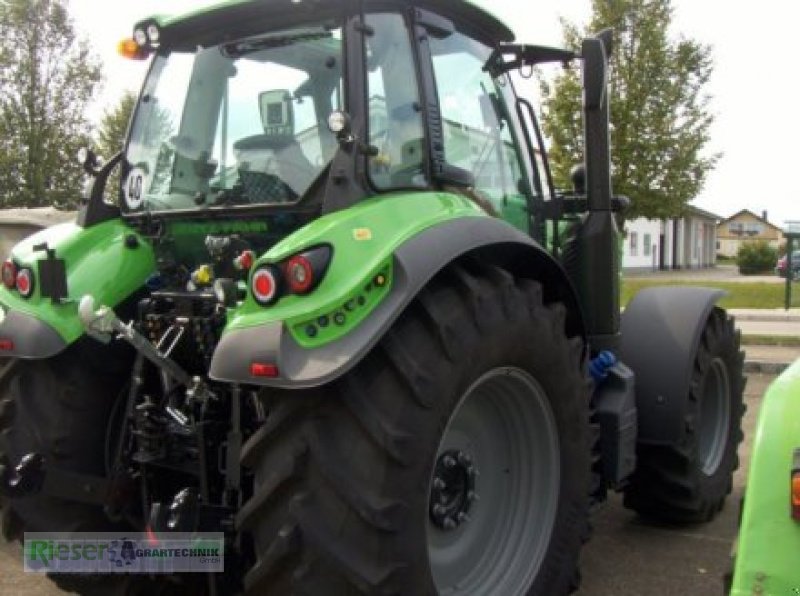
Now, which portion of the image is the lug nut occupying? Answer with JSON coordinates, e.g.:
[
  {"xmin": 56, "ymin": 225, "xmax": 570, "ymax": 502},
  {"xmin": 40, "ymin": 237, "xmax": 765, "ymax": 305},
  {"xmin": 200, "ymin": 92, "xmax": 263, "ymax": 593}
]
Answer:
[
  {"xmin": 433, "ymin": 477, "xmax": 446, "ymax": 490},
  {"xmin": 443, "ymin": 518, "xmax": 456, "ymax": 530},
  {"xmin": 443, "ymin": 455, "xmax": 456, "ymax": 468},
  {"xmin": 433, "ymin": 504, "xmax": 446, "ymax": 516},
  {"xmin": 457, "ymin": 512, "xmax": 471, "ymax": 524}
]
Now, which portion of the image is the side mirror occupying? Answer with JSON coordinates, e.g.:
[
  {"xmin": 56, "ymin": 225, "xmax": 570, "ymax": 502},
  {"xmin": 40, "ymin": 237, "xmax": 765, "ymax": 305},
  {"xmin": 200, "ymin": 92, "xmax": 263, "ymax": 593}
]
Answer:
[
  {"xmin": 570, "ymin": 164, "xmax": 586, "ymax": 195},
  {"xmin": 77, "ymin": 147, "xmax": 103, "ymax": 177},
  {"xmin": 582, "ymin": 29, "xmax": 613, "ymax": 110}
]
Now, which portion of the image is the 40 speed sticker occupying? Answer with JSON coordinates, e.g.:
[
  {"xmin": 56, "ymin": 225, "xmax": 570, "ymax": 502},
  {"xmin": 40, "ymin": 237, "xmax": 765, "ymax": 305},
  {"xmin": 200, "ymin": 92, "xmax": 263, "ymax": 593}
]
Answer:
[{"xmin": 124, "ymin": 167, "xmax": 149, "ymax": 210}]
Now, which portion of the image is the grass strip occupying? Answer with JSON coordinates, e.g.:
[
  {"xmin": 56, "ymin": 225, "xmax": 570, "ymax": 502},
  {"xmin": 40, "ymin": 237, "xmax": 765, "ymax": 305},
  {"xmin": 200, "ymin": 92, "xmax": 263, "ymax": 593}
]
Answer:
[{"xmin": 622, "ymin": 279, "xmax": 798, "ymax": 309}]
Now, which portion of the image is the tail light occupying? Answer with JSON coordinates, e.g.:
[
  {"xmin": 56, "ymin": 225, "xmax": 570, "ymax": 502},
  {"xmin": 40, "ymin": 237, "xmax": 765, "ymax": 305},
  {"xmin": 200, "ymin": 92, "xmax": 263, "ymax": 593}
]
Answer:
[
  {"xmin": 792, "ymin": 449, "xmax": 800, "ymax": 520},
  {"xmin": 285, "ymin": 255, "xmax": 314, "ymax": 294},
  {"xmin": 15, "ymin": 267, "xmax": 34, "ymax": 299},
  {"xmin": 251, "ymin": 245, "xmax": 331, "ymax": 306},
  {"xmin": 250, "ymin": 363, "xmax": 280, "ymax": 378},
  {"xmin": 283, "ymin": 245, "xmax": 331, "ymax": 295},
  {"xmin": 1, "ymin": 261, "xmax": 16, "ymax": 289},
  {"xmin": 251, "ymin": 266, "xmax": 280, "ymax": 305}
]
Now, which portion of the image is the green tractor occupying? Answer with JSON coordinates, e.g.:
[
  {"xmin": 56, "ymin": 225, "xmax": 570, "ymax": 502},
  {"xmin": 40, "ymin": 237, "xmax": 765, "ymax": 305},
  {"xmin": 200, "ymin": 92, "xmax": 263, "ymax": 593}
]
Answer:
[
  {"xmin": 0, "ymin": 1, "xmax": 744, "ymax": 593},
  {"xmin": 728, "ymin": 360, "xmax": 800, "ymax": 595}
]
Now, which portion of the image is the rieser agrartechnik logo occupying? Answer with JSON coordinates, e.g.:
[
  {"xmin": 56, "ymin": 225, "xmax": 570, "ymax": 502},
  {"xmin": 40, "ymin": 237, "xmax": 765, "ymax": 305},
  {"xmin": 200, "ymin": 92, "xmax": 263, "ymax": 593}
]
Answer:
[{"xmin": 23, "ymin": 532, "xmax": 224, "ymax": 574}]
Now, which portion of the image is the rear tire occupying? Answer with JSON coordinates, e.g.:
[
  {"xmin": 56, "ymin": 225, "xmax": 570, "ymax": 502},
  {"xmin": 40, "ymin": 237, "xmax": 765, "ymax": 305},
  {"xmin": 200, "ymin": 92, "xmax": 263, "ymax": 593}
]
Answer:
[
  {"xmin": 623, "ymin": 307, "xmax": 745, "ymax": 522},
  {"xmin": 0, "ymin": 345, "xmax": 144, "ymax": 595},
  {"xmin": 239, "ymin": 262, "xmax": 592, "ymax": 595}
]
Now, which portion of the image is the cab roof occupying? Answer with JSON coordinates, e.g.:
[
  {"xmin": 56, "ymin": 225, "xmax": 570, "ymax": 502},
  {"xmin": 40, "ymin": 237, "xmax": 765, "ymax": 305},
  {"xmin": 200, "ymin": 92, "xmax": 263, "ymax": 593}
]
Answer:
[{"xmin": 137, "ymin": 0, "xmax": 514, "ymax": 50}]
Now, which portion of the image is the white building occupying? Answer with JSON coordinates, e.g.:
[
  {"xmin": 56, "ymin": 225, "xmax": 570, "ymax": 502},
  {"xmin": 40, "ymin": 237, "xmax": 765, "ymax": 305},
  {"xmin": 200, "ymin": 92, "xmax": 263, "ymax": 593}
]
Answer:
[{"xmin": 623, "ymin": 205, "xmax": 720, "ymax": 271}]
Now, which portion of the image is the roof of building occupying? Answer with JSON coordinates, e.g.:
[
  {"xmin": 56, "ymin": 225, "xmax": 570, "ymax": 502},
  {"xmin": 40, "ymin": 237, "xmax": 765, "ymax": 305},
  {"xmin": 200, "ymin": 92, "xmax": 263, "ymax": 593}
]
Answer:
[
  {"xmin": 684, "ymin": 204, "xmax": 723, "ymax": 222},
  {"xmin": 717, "ymin": 209, "xmax": 783, "ymax": 232}
]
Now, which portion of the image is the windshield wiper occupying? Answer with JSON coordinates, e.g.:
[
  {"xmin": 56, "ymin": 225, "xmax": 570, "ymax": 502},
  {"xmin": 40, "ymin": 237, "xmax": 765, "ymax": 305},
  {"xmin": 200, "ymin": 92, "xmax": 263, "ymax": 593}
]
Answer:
[{"xmin": 223, "ymin": 30, "xmax": 332, "ymax": 58}]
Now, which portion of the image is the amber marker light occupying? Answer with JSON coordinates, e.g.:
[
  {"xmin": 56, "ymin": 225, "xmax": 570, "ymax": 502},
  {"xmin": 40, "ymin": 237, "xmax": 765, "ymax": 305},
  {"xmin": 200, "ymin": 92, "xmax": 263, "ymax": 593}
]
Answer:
[
  {"xmin": 118, "ymin": 38, "xmax": 148, "ymax": 61},
  {"xmin": 792, "ymin": 449, "xmax": 800, "ymax": 520}
]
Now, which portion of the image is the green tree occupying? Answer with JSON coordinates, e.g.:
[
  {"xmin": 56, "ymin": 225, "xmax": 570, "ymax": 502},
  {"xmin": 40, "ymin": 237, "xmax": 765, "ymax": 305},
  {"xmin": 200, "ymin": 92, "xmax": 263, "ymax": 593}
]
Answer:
[
  {"xmin": 0, "ymin": 0, "xmax": 102, "ymax": 209},
  {"xmin": 96, "ymin": 90, "xmax": 136, "ymax": 202},
  {"xmin": 96, "ymin": 90, "xmax": 136, "ymax": 159},
  {"xmin": 539, "ymin": 0, "xmax": 718, "ymax": 221}
]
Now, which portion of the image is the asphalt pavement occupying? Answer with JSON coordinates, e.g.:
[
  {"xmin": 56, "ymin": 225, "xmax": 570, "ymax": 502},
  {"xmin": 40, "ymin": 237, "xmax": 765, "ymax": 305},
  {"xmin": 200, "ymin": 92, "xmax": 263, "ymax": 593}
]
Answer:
[{"xmin": 576, "ymin": 372, "xmax": 772, "ymax": 595}]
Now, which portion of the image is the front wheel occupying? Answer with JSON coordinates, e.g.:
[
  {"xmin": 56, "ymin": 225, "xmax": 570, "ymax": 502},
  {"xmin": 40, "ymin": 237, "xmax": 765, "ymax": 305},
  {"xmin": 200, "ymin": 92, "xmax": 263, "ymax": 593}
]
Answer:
[{"xmin": 239, "ymin": 262, "xmax": 592, "ymax": 595}]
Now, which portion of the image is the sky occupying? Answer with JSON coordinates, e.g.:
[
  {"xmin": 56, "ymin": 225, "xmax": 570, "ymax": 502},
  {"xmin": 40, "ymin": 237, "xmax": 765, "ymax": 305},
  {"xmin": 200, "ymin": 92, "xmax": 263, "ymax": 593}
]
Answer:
[{"xmin": 67, "ymin": 0, "xmax": 800, "ymax": 227}]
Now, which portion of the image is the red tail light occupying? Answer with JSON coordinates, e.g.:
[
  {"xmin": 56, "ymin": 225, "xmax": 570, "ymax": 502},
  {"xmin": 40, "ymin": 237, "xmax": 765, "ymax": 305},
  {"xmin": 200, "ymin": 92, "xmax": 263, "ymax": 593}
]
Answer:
[
  {"xmin": 251, "ymin": 267, "xmax": 280, "ymax": 305},
  {"xmin": 1, "ymin": 260, "xmax": 16, "ymax": 290},
  {"xmin": 251, "ymin": 245, "xmax": 332, "ymax": 307},
  {"xmin": 16, "ymin": 268, "xmax": 34, "ymax": 299},
  {"xmin": 0, "ymin": 339, "xmax": 13, "ymax": 351},
  {"xmin": 792, "ymin": 449, "xmax": 800, "ymax": 520},
  {"xmin": 285, "ymin": 255, "xmax": 314, "ymax": 294},
  {"xmin": 250, "ymin": 363, "xmax": 279, "ymax": 378}
]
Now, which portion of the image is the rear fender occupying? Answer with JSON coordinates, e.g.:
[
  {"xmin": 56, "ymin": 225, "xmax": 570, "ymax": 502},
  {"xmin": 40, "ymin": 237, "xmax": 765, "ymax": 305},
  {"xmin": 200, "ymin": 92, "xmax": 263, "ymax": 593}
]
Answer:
[
  {"xmin": 210, "ymin": 194, "xmax": 582, "ymax": 388},
  {"xmin": 619, "ymin": 286, "xmax": 725, "ymax": 444},
  {"xmin": 0, "ymin": 220, "xmax": 155, "ymax": 359}
]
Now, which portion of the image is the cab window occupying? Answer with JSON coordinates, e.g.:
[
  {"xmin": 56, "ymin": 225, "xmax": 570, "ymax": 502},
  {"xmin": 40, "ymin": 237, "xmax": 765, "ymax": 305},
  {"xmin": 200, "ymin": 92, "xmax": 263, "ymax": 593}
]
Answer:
[
  {"xmin": 429, "ymin": 31, "xmax": 530, "ymax": 231},
  {"xmin": 365, "ymin": 13, "xmax": 426, "ymax": 189}
]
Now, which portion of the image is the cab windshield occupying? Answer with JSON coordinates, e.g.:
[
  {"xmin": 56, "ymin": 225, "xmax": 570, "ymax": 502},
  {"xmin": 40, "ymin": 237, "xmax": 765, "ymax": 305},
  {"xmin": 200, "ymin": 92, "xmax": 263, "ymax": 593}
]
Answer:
[{"xmin": 123, "ymin": 25, "xmax": 343, "ymax": 213}]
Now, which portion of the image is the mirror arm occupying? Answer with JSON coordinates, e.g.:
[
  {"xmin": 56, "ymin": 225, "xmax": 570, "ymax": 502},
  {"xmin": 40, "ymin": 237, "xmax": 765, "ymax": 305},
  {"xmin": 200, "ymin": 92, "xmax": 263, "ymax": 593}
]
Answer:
[{"xmin": 77, "ymin": 152, "xmax": 123, "ymax": 228}]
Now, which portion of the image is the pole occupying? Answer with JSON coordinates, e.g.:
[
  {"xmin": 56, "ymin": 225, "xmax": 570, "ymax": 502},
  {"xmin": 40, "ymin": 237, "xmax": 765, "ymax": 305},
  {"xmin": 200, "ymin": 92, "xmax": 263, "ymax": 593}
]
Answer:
[{"xmin": 785, "ymin": 237, "xmax": 794, "ymax": 311}]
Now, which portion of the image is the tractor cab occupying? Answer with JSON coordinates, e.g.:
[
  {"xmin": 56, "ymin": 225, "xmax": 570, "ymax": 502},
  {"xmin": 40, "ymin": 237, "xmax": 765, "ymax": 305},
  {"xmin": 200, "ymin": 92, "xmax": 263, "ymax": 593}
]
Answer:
[{"xmin": 103, "ymin": 2, "xmax": 553, "ymax": 250}]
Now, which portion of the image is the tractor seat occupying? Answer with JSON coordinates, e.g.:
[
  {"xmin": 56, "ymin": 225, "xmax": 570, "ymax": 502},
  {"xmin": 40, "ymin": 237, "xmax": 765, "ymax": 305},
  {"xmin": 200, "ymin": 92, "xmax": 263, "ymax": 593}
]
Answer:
[{"xmin": 232, "ymin": 89, "xmax": 316, "ymax": 203}]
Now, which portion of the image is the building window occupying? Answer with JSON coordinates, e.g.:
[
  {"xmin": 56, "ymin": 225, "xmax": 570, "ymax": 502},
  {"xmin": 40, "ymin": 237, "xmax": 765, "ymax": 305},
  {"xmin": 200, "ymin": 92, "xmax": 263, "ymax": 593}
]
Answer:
[
  {"xmin": 629, "ymin": 232, "xmax": 638, "ymax": 256},
  {"xmin": 643, "ymin": 233, "xmax": 652, "ymax": 257},
  {"xmin": 729, "ymin": 221, "xmax": 763, "ymax": 236}
]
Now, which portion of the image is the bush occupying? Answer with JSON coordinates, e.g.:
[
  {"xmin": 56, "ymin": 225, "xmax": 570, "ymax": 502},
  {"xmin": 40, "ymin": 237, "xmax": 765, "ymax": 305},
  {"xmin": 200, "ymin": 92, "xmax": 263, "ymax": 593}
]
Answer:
[{"xmin": 737, "ymin": 240, "xmax": 777, "ymax": 275}]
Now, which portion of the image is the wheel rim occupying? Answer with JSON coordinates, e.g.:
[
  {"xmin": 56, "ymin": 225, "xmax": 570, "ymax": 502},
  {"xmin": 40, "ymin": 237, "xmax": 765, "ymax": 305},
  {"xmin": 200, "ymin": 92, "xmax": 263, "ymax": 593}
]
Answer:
[
  {"xmin": 426, "ymin": 367, "xmax": 560, "ymax": 595},
  {"xmin": 698, "ymin": 357, "xmax": 731, "ymax": 475}
]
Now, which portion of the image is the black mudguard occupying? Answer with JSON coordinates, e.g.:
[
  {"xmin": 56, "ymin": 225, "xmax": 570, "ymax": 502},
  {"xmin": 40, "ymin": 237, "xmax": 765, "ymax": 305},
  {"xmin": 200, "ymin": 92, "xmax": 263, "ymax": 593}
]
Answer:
[
  {"xmin": 210, "ymin": 216, "xmax": 584, "ymax": 388},
  {"xmin": 619, "ymin": 286, "xmax": 725, "ymax": 445}
]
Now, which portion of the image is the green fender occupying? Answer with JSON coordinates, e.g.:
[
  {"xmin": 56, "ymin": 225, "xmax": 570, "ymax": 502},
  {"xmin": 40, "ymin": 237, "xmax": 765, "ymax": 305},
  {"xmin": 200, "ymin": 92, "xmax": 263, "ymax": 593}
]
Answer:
[
  {"xmin": 731, "ymin": 358, "xmax": 800, "ymax": 595},
  {"xmin": 0, "ymin": 219, "xmax": 155, "ymax": 358},
  {"xmin": 210, "ymin": 191, "xmax": 582, "ymax": 388}
]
